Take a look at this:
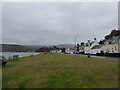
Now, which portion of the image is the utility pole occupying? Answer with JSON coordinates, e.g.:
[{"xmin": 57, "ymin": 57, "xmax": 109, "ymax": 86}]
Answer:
[
  {"xmin": 74, "ymin": 37, "xmax": 76, "ymax": 54},
  {"xmin": 74, "ymin": 37, "xmax": 76, "ymax": 46}
]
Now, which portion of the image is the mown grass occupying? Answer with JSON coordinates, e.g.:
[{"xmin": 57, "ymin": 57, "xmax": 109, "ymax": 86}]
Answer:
[{"xmin": 2, "ymin": 53, "xmax": 118, "ymax": 88}]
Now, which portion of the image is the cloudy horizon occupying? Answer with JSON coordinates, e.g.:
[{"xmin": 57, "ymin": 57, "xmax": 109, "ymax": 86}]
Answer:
[{"xmin": 2, "ymin": 2, "xmax": 118, "ymax": 45}]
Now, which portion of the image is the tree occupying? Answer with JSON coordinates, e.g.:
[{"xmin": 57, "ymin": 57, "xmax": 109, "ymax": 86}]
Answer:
[
  {"xmin": 61, "ymin": 48, "xmax": 66, "ymax": 53},
  {"xmin": 35, "ymin": 47, "xmax": 50, "ymax": 52},
  {"xmin": 105, "ymin": 29, "xmax": 120, "ymax": 40},
  {"xmin": 53, "ymin": 45, "xmax": 59, "ymax": 50}
]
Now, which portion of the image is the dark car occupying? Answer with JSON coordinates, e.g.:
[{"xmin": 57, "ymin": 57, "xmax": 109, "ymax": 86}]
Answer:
[{"xmin": 0, "ymin": 56, "xmax": 7, "ymax": 66}]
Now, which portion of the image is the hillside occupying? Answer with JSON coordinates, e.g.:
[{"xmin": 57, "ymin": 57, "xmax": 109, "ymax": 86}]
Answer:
[
  {"xmin": 0, "ymin": 44, "xmax": 75, "ymax": 52},
  {"xmin": 56, "ymin": 44, "xmax": 75, "ymax": 49},
  {"xmin": 24, "ymin": 45, "xmax": 53, "ymax": 50},
  {"xmin": 0, "ymin": 44, "xmax": 35, "ymax": 52}
]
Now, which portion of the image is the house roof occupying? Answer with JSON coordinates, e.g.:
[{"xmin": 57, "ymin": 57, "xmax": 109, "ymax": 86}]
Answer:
[
  {"xmin": 105, "ymin": 36, "xmax": 120, "ymax": 44},
  {"xmin": 91, "ymin": 45, "xmax": 102, "ymax": 49},
  {"xmin": 85, "ymin": 41, "xmax": 94, "ymax": 47},
  {"xmin": 89, "ymin": 42, "xmax": 94, "ymax": 46}
]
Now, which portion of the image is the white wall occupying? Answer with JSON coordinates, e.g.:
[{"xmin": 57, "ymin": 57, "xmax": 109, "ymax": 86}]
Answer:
[
  {"xmin": 101, "ymin": 44, "xmax": 119, "ymax": 53},
  {"xmin": 90, "ymin": 49, "xmax": 101, "ymax": 54},
  {"xmin": 84, "ymin": 40, "xmax": 100, "ymax": 54}
]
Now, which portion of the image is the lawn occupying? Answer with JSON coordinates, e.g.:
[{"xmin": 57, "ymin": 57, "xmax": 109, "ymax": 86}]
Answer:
[{"xmin": 2, "ymin": 53, "xmax": 118, "ymax": 88}]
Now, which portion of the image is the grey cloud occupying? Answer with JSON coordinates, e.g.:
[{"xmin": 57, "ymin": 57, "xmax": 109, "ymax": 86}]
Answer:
[{"xmin": 2, "ymin": 2, "xmax": 118, "ymax": 45}]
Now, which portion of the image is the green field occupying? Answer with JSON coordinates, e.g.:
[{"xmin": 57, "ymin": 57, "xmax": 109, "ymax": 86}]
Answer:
[{"xmin": 2, "ymin": 53, "xmax": 118, "ymax": 88}]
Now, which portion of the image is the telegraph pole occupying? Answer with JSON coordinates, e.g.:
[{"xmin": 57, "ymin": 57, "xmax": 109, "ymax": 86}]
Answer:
[
  {"xmin": 74, "ymin": 37, "xmax": 76, "ymax": 46},
  {"xmin": 74, "ymin": 37, "xmax": 76, "ymax": 54}
]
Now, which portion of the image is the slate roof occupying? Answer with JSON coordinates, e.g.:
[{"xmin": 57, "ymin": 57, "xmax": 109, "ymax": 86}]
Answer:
[
  {"xmin": 105, "ymin": 36, "xmax": 120, "ymax": 44},
  {"xmin": 91, "ymin": 45, "xmax": 102, "ymax": 49},
  {"xmin": 89, "ymin": 42, "xmax": 94, "ymax": 46},
  {"xmin": 85, "ymin": 41, "xmax": 94, "ymax": 47}
]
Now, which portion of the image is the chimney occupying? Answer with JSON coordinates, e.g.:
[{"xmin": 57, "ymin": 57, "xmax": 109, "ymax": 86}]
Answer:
[
  {"xmin": 94, "ymin": 38, "xmax": 97, "ymax": 43},
  {"xmin": 94, "ymin": 38, "xmax": 96, "ymax": 41},
  {"xmin": 88, "ymin": 40, "xmax": 90, "ymax": 43}
]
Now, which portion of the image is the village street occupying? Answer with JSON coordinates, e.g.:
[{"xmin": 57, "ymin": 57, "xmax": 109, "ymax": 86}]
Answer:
[{"xmin": 69, "ymin": 54, "xmax": 120, "ymax": 61}]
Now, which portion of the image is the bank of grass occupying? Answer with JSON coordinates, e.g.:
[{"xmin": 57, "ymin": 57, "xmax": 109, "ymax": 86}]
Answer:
[{"xmin": 2, "ymin": 53, "xmax": 118, "ymax": 88}]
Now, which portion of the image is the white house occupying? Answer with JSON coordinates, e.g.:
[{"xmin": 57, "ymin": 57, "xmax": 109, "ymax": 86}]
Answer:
[
  {"xmin": 90, "ymin": 45, "xmax": 102, "ymax": 54},
  {"xmin": 101, "ymin": 44, "xmax": 118, "ymax": 53},
  {"xmin": 84, "ymin": 38, "xmax": 101, "ymax": 54},
  {"xmin": 101, "ymin": 36, "xmax": 120, "ymax": 53},
  {"xmin": 79, "ymin": 42, "xmax": 85, "ymax": 53},
  {"xmin": 65, "ymin": 48, "xmax": 74, "ymax": 54}
]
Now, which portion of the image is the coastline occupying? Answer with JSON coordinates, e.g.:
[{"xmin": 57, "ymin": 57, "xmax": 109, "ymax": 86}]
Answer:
[{"xmin": 0, "ymin": 52, "xmax": 40, "ymax": 59}]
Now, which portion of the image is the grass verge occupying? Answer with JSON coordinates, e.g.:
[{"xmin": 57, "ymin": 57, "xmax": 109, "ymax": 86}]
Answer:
[{"xmin": 2, "ymin": 53, "xmax": 118, "ymax": 88}]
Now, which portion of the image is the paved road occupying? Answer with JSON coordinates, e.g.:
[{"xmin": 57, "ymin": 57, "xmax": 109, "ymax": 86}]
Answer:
[{"xmin": 68, "ymin": 54, "xmax": 120, "ymax": 61}]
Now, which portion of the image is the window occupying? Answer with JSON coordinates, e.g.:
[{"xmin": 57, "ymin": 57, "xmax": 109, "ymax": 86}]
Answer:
[{"xmin": 115, "ymin": 46, "xmax": 116, "ymax": 51}]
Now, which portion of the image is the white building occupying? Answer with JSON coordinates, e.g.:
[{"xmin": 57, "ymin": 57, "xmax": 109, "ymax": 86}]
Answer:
[
  {"xmin": 65, "ymin": 48, "xmax": 74, "ymax": 54},
  {"xmin": 84, "ymin": 38, "xmax": 101, "ymax": 54},
  {"xmin": 79, "ymin": 42, "xmax": 85, "ymax": 53},
  {"xmin": 101, "ymin": 36, "xmax": 120, "ymax": 53}
]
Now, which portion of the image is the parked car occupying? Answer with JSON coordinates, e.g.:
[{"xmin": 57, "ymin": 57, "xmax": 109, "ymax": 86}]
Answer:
[{"xmin": 0, "ymin": 56, "xmax": 7, "ymax": 66}]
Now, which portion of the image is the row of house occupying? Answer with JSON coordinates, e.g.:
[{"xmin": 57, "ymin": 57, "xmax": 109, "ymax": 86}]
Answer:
[
  {"xmin": 50, "ymin": 31, "xmax": 120, "ymax": 56},
  {"xmin": 78, "ymin": 36, "xmax": 120, "ymax": 55}
]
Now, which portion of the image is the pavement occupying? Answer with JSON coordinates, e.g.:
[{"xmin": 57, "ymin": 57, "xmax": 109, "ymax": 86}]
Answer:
[{"xmin": 67, "ymin": 54, "xmax": 120, "ymax": 61}]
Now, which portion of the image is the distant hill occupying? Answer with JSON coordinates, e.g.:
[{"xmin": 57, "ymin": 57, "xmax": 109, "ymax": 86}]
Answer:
[
  {"xmin": 24, "ymin": 45, "xmax": 53, "ymax": 50},
  {"xmin": 25, "ymin": 44, "xmax": 75, "ymax": 50},
  {"xmin": 0, "ymin": 44, "xmax": 35, "ymax": 52},
  {"xmin": 56, "ymin": 44, "xmax": 75, "ymax": 49},
  {"xmin": 0, "ymin": 44, "xmax": 75, "ymax": 52}
]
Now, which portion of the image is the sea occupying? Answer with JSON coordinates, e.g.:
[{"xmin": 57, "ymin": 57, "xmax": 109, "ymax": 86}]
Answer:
[{"xmin": 0, "ymin": 52, "xmax": 40, "ymax": 59}]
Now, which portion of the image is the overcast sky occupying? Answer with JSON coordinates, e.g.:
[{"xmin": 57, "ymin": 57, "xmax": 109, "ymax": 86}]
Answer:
[{"xmin": 2, "ymin": 2, "xmax": 118, "ymax": 45}]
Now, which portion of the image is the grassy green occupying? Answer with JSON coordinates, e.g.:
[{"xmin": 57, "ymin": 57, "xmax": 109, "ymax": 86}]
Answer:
[{"xmin": 2, "ymin": 53, "xmax": 118, "ymax": 88}]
